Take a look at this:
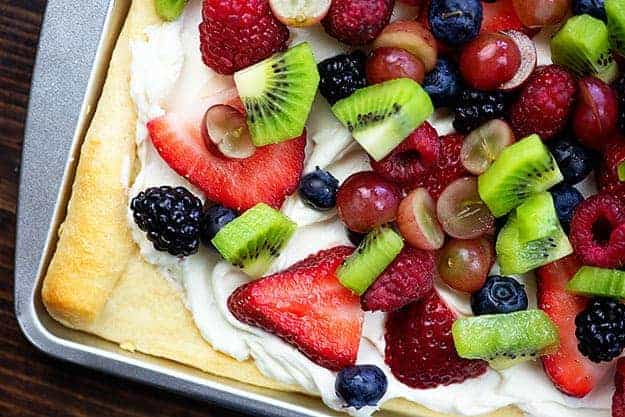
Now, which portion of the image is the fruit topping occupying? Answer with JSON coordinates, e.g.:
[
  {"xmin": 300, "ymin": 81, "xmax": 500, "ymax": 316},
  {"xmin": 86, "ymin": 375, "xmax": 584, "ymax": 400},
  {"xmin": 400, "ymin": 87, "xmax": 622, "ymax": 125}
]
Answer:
[
  {"xmin": 567, "ymin": 266, "xmax": 625, "ymax": 299},
  {"xmin": 298, "ymin": 168, "xmax": 339, "ymax": 211},
  {"xmin": 337, "ymin": 172, "xmax": 401, "ymax": 233},
  {"xmin": 460, "ymin": 119, "xmax": 515, "ymax": 175},
  {"xmin": 212, "ymin": 203, "xmax": 296, "ymax": 277},
  {"xmin": 550, "ymin": 14, "xmax": 619, "ymax": 83},
  {"xmin": 436, "ymin": 177, "xmax": 495, "ymax": 239},
  {"xmin": 155, "ymin": 0, "xmax": 187, "ymax": 21},
  {"xmin": 348, "ymin": 230, "xmax": 366, "ymax": 246},
  {"xmin": 569, "ymin": 194, "xmax": 625, "ymax": 268},
  {"xmin": 370, "ymin": 121, "xmax": 440, "ymax": 184},
  {"xmin": 423, "ymin": 57, "xmax": 463, "ymax": 108},
  {"xmin": 361, "ymin": 246, "xmax": 435, "ymax": 312},
  {"xmin": 573, "ymin": 0, "xmax": 607, "ymax": 21},
  {"xmin": 199, "ymin": 0, "xmax": 289, "ymax": 75},
  {"xmin": 471, "ymin": 276, "xmax": 528, "ymax": 316},
  {"xmin": 332, "ymin": 78, "xmax": 433, "ymax": 161},
  {"xmin": 335, "ymin": 365, "xmax": 388, "ymax": 409},
  {"xmin": 337, "ymin": 226, "xmax": 404, "ymax": 295},
  {"xmin": 397, "ymin": 188, "xmax": 445, "ymax": 250},
  {"xmin": 598, "ymin": 141, "xmax": 625, "ymax": 190},
  {"xmin": 615, "ymin": 358, "xmax": 625, "ymax": 417},
  {"xmin": 366, "ymin": 47, "xmax": 425, "ymax": 85},
  {"xmin": 606, "ymin": 0, "xmax": 625, "ymax": 57},
  {"xmin": 512, "ymin": 0, "xmax": 571, "ymax": 28},
  {"xmin": 452, "ymin": 310, "xmax": 560, "ymax": 370},
  {"xmin": 318, "ymin": 51, "xmax": 368, "ymax": 105},
  {"xmin": 234, "ymin": 43, "xmax": 320, "ymax": 146},
  {"xmin": 478, "ymin": 134, "xmax": 564, "ymax": 218},
  {"xmin": 548, "ymin": 136, "xmax": 596, "ymax": 185},
  {"xmin": 372, "ymin": 21, "xmax": 438, "ymax": 72},
  {"xmin": 322, "ymin": 0, "xmax": 394, "ymax": 46},
  {"xmin": 428, "ymin": 0, "xmax": 483, "ymax": 46},
  {"xmin": 131, "ymin": 186, "xmax": 202, "ymax": 257},
  {"xmin": 203, "ymin": 105, "xmax": 255, "ymax": 159},
  {"xmin": 385, "ymin": 291, "xmax": 488, "ymax": 389},
  {"xmin": 481, "ymin": 0, "xmax": 526, "ymax": 34},
  {"xmin": 573, "ymin": 76, "xmax": 619, "ymax": 151},
  {"xmin": 199, "ymin": 204, "xmax": 238, "ymax": 248},
  {"xmin": 414, "ymin": 133, "xmax": 469, "ymax": 198},
  {"xmin": 453, "ymin": 89, "xmax": 507, "ymax": 134},
  {"xmin": 550, "ymin": 184, "xmax": 585, "ymax": 233},
  {"xmin": 509, "ymin": 65, "xmax": 577, "ymax": 141},
  {"xmin": 269, "ymin": 0, "xmax": 331, "ymax": 27},
  {"xmin": 620, "ymin": 161, "xmax": 625, "ymax": 181},
  {"xmin": 228, "ymin": 246, "xmax": 363, "ymax": 371},
  {"xmin": 438, "ymin": 237, "xmax": 495, "ymax": 294},
  {"xmin": 498, "ymin": 30, "xmax": 538, "ymax": 91},
  {"xmin": 459, "ymin": 33, "xmax": 521, "ymax": 91},
  {"xmin": 515, "ymin": 191, "xmax": 559, "ymax": 242},
  {"xmin": 576, "ymin": 298, "xmax": 625, "ymax": 363},
  {"xmin": 616, "ymin": 76, "xmax": 625, "ymax": 133}
]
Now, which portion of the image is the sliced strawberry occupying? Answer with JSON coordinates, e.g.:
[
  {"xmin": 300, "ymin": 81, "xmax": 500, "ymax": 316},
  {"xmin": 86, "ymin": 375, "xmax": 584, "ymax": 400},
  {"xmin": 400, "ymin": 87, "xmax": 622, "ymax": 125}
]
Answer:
[
  {"xmin": 537, "ymin": 255, "xmax": 608, "ymax": 398},
  {"xmin": 480, "ymin": 0, "xmax": 527, "ymax": 34},
  {"xmin": 228, "ymin": 246, "xmax": 363, "ymax": 371},
  {"xmin": 147, "ymin": 111, "xmax": 306, "ymax": 212},
  {"xmin": 614, "ymin": 358, "xmax": 625, "ymax": 417}
]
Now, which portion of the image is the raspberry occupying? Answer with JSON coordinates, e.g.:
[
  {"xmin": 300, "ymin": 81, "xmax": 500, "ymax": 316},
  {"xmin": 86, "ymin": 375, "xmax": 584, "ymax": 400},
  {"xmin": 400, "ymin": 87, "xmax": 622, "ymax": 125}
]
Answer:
[
  {"xmin": 361, "ymin": 246, "xmax": 435, "ymax": 312},
  {"xmin": 370, "ymin": 121, "xmax": 440, "ymax": 184},
  {"xmin": 322, "ymin": 0, "xmax": 394, "ymax": 46},
  {"xmin": 384, "ymin": 291, "xmax": 488, "ymax": 389},
  {"xmin": 199, "ymin": 0, "xmax": 290, "ymax": 75},
  {"xmin": 510, "ymin": 65, "xmax": 577, "ymax": 141},
  {"xmin": 597, "ymin": 141, "xmax": 625, "ymax": 191},
  {"xmin": 570, "ymin": 194, "xmax": 625, "ymax": 269},
  {"xmin": 602, "ymin": 183, "xmax": 625, "ymax": 205},
  {"xmin": 614, "ymin": 358, "xmax": 625, "ymax": 417}
]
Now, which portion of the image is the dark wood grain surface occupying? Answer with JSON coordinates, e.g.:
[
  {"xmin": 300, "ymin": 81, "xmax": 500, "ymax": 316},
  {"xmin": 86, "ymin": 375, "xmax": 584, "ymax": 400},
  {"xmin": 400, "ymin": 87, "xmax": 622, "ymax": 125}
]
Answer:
[{"xmin": 0, "ymin": 1, "xmax": 241, "ymax": 416}]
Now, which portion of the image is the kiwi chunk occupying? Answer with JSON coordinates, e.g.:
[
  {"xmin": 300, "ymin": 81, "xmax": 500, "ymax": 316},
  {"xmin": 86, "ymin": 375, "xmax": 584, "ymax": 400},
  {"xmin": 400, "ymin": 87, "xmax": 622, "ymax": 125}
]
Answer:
[
  {"xmin": 515, "ymin": 192, "xmax": 559, "ymax": 242},
  {"xmin": 337, "ymin": 226, "xmax": 404, "ymax": 295},
  {"xmin": 606, "ymin": 0, "xmax": 625, "ymax": 57},
  {"xmin": 619, "ymin": 161, "xmax": 625, "ymax": 181},
  {"xmin": 478, "ymin": 134, "xmax": 564, "ymax": 218},
  {"xmin": 155, "ymin": 0, "xmax": 188, "ymax": 21},
  {"xmin": 496, "ymin": 212, "xmax": 573, "ymax": 275},
  {"xmin": 551, "ymin": 14, "xmax": 619, "ymax": 83},
  {"xmin": 234, "ymin": 43, "xmax": 320, "ymax": 146},
  {"xmin": 331, "ymin": 78, "xmax": 434, "ymax": 161},
  {"xmin": 567, "ymin": 266, "xmax": 625, "ymax": 299},
  {"xmin": 452, "ymin": 310, "xmax": 559, "ymax": 370},
  {"xmin": 211, "ymin": 203, "xmax": 296, "ymax": 277}
]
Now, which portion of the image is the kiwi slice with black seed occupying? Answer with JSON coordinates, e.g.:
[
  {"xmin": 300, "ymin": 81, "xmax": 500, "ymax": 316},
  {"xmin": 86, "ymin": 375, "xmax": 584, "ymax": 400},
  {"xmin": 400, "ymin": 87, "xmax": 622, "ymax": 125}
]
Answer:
[
  {"xmin": 337, "ymin": 226, "xmax": 404, "ymax": 295},
  {"xmin": 154, "ymin": 0, "xmax": 188, "ymax": 21},
  {"xmin": 550, "ymin": 14, "xmax": 619, "ymax": 83},
  {"xmin": 211, "ymin": 203, "xmax": 296, "ymax": 277},
  {"xmin": 452, "ymin": 310, "xmax": 560, "ymax": 371},
  {"xmin": 515, "ymin": 192, "xmax": 559, "ymax": 243},
  {"xmin": 567, "ymin": 266, "xmax": 625, "ymax": 299},
  {"xmin": 331, "ymin": 78, "xmax": 434, "ymax": 161},
  {"xmin": 478, "ymin": 134, "xmax": 564, "ymax": 218},
  {"xmin": 607, "ymin": 0, "xmax": 625, "ymax": 56},
  {"xmin": 234, "ymin": 42, "xmax": 320, "ymax": 146}
]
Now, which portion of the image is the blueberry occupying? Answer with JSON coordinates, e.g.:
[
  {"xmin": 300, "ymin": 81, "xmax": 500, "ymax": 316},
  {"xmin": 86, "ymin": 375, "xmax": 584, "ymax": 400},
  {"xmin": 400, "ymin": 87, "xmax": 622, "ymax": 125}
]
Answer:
[
  {"xmin": 429, "ymin": 0, "xmax": 483, "ymax": 45},
  {"xmin": 573, "ymin": 0, "xmax": 606, "ymax": 21},
  {"xmin": 200, "ymin": 204, "xmax": 238, "ymax": 247},
  {"xmin": 298, "ymin": 167, "xmax": 339, "ymax": 211},
  {"xmin": 335, "ymin": 365, "xmax": 387, "ymax": 409},
  {"xmin": 550, "ymin": 183, "xmax": 585, "ymax": 233},
  {"xmin": 548, "ymin": 136, "xmax": 596, "ymax": 185},
  {"xmin": 423, "ymin": 57, "xmax": 463, "ymax": 108},
  {"xmin": 471, "ymin": 276, "xmax": 528, "ymax": 315}
]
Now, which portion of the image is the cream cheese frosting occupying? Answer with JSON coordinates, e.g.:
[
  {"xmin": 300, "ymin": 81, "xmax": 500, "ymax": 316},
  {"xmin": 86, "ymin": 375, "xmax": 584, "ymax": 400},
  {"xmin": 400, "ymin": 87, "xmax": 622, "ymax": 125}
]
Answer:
[{"xmin": 127, "ymin": 1, "xmax": 614, "ymax": 416}]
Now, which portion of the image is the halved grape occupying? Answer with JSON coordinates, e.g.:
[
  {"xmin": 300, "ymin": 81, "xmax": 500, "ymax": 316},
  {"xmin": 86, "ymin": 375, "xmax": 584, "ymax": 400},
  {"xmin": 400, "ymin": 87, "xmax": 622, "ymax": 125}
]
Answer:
[
  {"xmin": 269, "ymin": 0, "xmax": 331, "ymax": 27},
  {"xmin": 460, "ymin": 119, "xmax": 515, "ymax": 175},
  {"xmin": 203, "ymin": 105, "xmax": 255, "ymax": 158},
  {"xmin": 397, "ymin": 188, "xmax": 445, "ymax": 250},
  {"xmin": 438, "ymin": 238, "xmax": 495, "ymax": 293}
]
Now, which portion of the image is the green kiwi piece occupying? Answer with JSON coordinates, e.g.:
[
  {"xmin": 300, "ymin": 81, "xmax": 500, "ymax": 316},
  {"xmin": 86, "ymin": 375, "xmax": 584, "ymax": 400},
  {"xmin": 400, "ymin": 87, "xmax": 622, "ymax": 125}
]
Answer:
[
  {"xmin": 567, "ymin": 266, "xmax": 625, "ymax": 299},
  {"xmin": 618, "ymin": 161, "xmax": 625, "ymax": 181},
  {"xmin": 515, "ymin": 192, "xmax": 559, "ymax": 242},
  {"xmin": 331, "ymin": 78, "xmax": 434, "ymax": 161},
  {"xmin": 550, "ymin": 14, "xmax": 619, "ymax": 83},
  {"xmin": 154, "ymin": 0, "xmax": 188, "ymax": 21},
  {"xmin": 337, "ymin": 226, "xmax": 404, "ymax": 295},
  {"xmin": 452, "ymin": 310, "xmax": 560, "ymax": 371},
  {"xmin": 234, "ymin": 43, "xmax": 320, "ymax": 146},
  {"xmin": 478, "ymin": 134, "xmax": 564, "ymax": 218},
  {"xmin": 211, "ymin": 203, "xmax": 297, "ymax": 277},
  {"xmin": 606, "ymin": 0, "xmax": 625, "ymax": 57},
  {"xmin": 496, "ymin": 212, "xmax": 573, "ymax": 275}
]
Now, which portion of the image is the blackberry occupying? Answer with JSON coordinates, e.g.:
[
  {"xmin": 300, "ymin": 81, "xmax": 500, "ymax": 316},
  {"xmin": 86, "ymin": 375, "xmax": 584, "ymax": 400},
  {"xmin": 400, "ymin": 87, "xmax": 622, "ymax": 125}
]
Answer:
[
  {"xmin": 453, "ymin": 89, "xmax": 507, "ymax": 133},
  {"xmin": 318, "ymin": 51, "xmax": 367, "ymax": 105},
  {"xmin": 575, "ymin": 298, "xmax": 625, "ymax": 363},
  {"xmin": 615, "ymin": 75, "xmax": 625, "ymax": 134},
  {"xmin": 131, "ymin": 186, "xmax": 203, "ymax": 257}
]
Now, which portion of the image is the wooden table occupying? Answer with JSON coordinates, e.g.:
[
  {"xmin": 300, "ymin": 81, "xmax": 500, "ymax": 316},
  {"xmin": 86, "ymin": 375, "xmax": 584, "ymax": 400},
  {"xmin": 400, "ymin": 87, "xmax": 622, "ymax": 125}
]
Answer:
[{"xmin": 0, "ymin": 2, "xmax": 240, "ymax": 416}]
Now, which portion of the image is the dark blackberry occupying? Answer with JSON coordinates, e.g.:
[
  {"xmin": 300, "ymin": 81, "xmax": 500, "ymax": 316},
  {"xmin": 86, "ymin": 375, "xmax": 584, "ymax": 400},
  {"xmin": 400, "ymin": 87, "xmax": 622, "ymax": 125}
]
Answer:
[
  {"xmin": 453, "ymin": 89, "xmax": 507, "ymax": 133},
  {"xmin": 615, "ymin": 75, "xmax": 625, "ymax": 134},
  {"xmin": 575, "ymin": 298, "xmax": 625, "ymax": 363},
  {"xmin": 200, "ymin": 204, "xmax": 238, "ymax": 247},
  {"xmin": 318, "ymin": 51, "xmax": 367, "ymax": 105},
  {"xmin": 131, "ymin": 186, "xmax": 202, "ymax": 257}
]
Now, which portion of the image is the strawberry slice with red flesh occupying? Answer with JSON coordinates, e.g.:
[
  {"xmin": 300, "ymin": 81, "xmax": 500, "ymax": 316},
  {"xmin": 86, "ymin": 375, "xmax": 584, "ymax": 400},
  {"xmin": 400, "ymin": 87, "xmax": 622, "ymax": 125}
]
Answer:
[
  {"xmin": 614, "ymin": 358, "xmax": 625, "ymax": 417},
  {"xmin": 147, "ymin": 112, "xmax": 306, "ymax": 212},
  {"xmin": 537, "ymin": 255, "xmax": 608, "ymax": 398},
  {"xmin": 228, "ymin": 246, "xmax": 363, "ymax": 371}
]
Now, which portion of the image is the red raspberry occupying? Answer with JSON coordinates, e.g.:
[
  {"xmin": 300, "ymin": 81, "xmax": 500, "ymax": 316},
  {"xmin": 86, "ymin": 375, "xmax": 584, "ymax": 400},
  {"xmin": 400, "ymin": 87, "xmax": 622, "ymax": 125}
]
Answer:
[
  {"xmin": 614, "ymin": 358, "xmax": 625, "ymax": 417},
  {"xmin": 322, "ymin": 0, "xmax": 394, "ymax": 46},
  {"xmin": 597, "ymin": 141, "xmax": 625, "ymax": 191},
  {"xmin": 570, "ymin": 194, "xmax": 625, "ymax": 269},
  {"xmin": 385, "ymin": 291, "xmax": 488, "ymax": 389},
  {"xmin": 370, "ymin": 122, "xmax": 440, "ymax": 184},
  {"xmin": 509, "ymin": 65, "xmax": 577, "ymax": 141},
  {"xmin": 200, "ymin": 0, "xmax": 290, "ymax": 75},
  {"xmin": 602, "ymin": 183, "xmax": 625, "ymax": 205},
  {"xmin": 361, "ymin": 246, "xmax": 435, "ymax": 312}
]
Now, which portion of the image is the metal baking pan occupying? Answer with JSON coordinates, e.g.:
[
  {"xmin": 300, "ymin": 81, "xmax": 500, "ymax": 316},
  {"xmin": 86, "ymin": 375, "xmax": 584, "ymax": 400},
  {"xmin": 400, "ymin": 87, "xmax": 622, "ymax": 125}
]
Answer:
[{"xmin": 14, "ymin": 2, "xmax": 401, "ymax": 417}]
